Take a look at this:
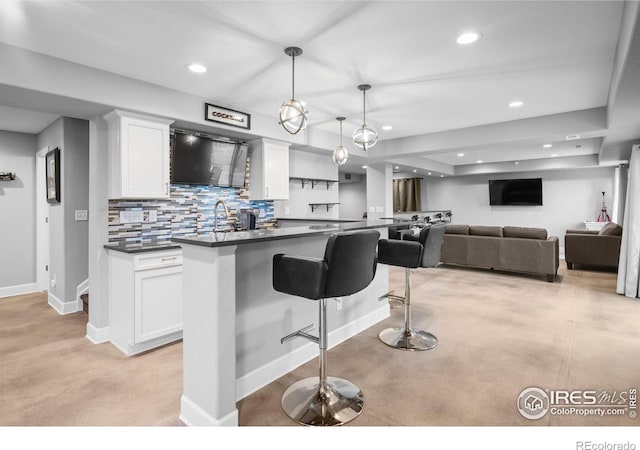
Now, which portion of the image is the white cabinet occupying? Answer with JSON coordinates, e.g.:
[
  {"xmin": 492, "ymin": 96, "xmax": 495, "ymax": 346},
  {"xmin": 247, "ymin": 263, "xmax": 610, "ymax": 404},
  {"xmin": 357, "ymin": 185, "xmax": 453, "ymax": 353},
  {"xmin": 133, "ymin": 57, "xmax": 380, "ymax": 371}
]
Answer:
[
  {"xmin": 108, "ymin": 248, "xmax": 183, "ymax": 356},
  {"xmin": 104, "ymin": 109, "xmax": 174, "ymax": 199},
  {"xmin": 249, "ymin": 138, "xmax": 290, "ymax": 200}
]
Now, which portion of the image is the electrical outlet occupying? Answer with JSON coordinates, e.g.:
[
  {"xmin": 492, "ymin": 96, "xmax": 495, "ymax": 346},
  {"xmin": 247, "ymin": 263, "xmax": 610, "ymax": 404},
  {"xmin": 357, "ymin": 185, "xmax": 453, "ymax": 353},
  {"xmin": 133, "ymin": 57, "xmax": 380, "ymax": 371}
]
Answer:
[
  {"xmin": 51, "ymin": 275, "xmax": 56, "ymax": 288},
  {"xmin": 335, "ymin": 298, "xmax": 342, "ymax": 311},
  {"xmin": 75, "ymin": 210, "xmax": 88, "ymax": 221}
]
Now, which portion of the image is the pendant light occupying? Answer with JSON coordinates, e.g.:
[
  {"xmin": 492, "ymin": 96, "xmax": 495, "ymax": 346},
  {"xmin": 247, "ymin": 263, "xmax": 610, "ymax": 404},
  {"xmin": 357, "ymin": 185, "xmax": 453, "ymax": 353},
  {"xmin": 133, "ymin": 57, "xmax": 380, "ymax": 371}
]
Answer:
[
  {"xmin": 333, "ymin": 117, "xmax": 348, "ymax": 166},
  {"xmin": 279, "ymin": 46, "xmax": 308, "ymax": 135},
  {"xmin": 352, "ymin": 84, "xmax": 378, "ymax": 150}
]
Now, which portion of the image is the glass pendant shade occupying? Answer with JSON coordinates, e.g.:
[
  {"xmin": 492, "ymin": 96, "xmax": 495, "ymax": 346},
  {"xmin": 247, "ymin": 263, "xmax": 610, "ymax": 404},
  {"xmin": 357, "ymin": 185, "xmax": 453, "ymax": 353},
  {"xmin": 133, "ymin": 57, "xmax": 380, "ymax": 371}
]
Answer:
[
  {"xmin": 279, "ymin": 47, "xmax": 308, "ymax": 135},
  {"xmin": 352, "ymin": 84, "xmax": 378, "ymax": 150},
  {"xmin": 333, "ymin": 145, "xmax": 349, "ymax": 165},
  {"xmin": 279, "ymin": 99, "xmax": 308, "ymax": 135},
  {"xmin": 352, "ymin": 124, "xmax": 378, "ymax": 150},
  {"xmin": 333, "ymin": 116, "xmax": 349, "ymax": 165}
]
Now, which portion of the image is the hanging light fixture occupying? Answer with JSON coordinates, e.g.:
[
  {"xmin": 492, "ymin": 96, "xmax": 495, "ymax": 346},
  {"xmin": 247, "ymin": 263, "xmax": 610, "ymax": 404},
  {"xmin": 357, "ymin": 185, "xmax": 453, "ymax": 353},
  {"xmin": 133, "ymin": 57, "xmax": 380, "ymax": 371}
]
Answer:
[
  {"xmin": 333, "ymin": 117, "xmax": 348, "ymax": 165},
  {"xmin": 279, "ymin": 46, "xmax": 308, "ymax": 135},
  {"xmin": 352, "ymin": 84, "xmax": 378, "ymax": 150}
]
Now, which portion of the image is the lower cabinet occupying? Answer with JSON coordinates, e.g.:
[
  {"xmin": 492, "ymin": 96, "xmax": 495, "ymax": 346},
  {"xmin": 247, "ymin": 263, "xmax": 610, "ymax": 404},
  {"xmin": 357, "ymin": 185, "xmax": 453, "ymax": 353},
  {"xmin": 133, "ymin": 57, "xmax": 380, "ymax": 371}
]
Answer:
[{"xmin": 108, "ymin": 248, "xmax": 183, "ymax": 356}]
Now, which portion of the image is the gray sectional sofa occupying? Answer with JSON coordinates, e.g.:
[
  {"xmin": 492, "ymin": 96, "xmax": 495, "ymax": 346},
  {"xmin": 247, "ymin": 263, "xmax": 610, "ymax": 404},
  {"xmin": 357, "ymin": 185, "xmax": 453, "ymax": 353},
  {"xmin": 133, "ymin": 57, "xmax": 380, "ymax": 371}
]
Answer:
[{"xmin": 440, "ymin": 224, "xmax": 559, "ymax": 282}]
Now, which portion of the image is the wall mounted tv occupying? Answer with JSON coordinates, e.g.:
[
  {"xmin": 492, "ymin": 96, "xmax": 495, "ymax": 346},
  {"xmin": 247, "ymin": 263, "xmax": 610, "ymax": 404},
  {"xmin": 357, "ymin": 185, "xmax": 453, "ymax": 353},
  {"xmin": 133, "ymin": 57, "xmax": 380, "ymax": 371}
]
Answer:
[
  {"xmin": 488, "ymin": 178, "xmax": 543, "ymax": 206},
  {"xmin": 170, "ymin": 131, "xmax": 248, "ymax": 188}
]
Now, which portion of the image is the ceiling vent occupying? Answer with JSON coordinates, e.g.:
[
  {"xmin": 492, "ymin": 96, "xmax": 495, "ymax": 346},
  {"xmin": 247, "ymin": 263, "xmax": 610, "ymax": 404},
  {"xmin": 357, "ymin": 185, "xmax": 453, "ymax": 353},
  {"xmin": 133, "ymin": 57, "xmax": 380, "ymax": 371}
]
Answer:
[{"xmin": 565, "ymin": 134, "xmax": 581, "ymax": 140}]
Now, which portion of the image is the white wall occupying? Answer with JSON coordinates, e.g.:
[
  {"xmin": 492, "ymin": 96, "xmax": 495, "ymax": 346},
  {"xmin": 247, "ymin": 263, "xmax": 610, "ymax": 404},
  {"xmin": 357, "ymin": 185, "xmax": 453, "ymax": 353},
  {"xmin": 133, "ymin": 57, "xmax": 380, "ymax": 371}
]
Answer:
[
  {"xmin": 0, "ymin": 130, "xmax": 37, "ymax": 294},
  {"xmin": 276, "ymin": 149, "xmax": 339, "ymax": 219},
  {"xmin": 338, "ymin": 173, "xmax": 367, "ymax": 220},
  {"xmin": 424, "ymin": 167, "xmax": 616, "ymax": 252},
  {"xmin": 366, "ymin": 164, "xmax": 393, "ymax": 219}
]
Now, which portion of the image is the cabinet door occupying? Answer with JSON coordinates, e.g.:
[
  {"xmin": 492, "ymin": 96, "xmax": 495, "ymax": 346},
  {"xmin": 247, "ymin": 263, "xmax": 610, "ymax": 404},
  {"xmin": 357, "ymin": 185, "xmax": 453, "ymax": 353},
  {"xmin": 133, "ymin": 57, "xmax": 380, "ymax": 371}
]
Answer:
[
  {"xmin": 134, "ymin": 266, "xmax": 183, "ymax": 343},
  {"xmin": 263, "ymin": 141, "xmax": 289, "ymax": 200},
  {"xmin": 121, "ymin": 117, "xmax": 170, "ymax": 199}
]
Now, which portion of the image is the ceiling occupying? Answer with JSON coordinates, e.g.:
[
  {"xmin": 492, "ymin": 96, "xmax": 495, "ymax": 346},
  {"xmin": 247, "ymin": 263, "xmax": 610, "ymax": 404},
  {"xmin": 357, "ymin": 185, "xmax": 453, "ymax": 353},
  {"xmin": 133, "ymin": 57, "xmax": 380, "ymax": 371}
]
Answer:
[{"xmin": 0, "ymin": 1, "xmax": 638, "ymax": 176}]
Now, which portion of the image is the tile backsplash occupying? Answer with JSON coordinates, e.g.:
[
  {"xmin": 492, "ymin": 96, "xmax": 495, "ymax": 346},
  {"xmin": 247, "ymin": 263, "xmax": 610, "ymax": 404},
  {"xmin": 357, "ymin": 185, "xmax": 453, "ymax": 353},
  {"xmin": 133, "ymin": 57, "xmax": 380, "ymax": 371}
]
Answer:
[{"xmin": 108, "ymin": 184, "xmax": 275, "ymax": 244}]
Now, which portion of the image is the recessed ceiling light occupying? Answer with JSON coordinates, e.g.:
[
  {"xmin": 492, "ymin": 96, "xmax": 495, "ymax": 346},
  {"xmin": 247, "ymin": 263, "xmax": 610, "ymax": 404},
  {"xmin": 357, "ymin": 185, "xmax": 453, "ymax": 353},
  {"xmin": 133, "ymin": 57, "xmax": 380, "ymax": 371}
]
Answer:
[
  {"xmin": 440, "ymin": 175, "xmax": 444, "ymax": 178},
  {"xmin": 186, "ymin": 63, "xmax": 207, "ymax": 73},
  {"xmin": 565, "ymin": 134, "xmax": 580, "ymax": 140},
  {"xmin": 514, "ymin": 161, "xmax": 519, "ymax": 165},
  {"xmin": 457, "ymin": 31, "xmax": 481, "ymax": 45},
  {"xmin": 551, "ymin": 154, "xmax": 558, "ymax": 157},
  {"xmin": 457, "ymin": 153, "xmax": 464, "ymax": 157},
  {"xmin": 394, "ymin": 166, "xmax": 399, "ymax": 169},
  {"xmin": 428, "ymin": 172, "xmax": 432, "ymax": 175},
  {"xmin": 543, "ymin": 144, "xmax": 552, "ymax": 148},
  {"xmin": 476, "ymin": 160, "xmax": 483, "ymax": 164},
  {"xmin": 382, "ymin": 125, "xmax": 393, "ymax": 131},
  {"xmin": 413, "ymin": 169, "xmax": 417, "ymax": 173},
  {"xmin": 362, "ymin": 165, "xmax": 368, "ymax": 169},
  {"xmin": 508, "ymin": 100, "xmax": 524, "ymax": 108}
]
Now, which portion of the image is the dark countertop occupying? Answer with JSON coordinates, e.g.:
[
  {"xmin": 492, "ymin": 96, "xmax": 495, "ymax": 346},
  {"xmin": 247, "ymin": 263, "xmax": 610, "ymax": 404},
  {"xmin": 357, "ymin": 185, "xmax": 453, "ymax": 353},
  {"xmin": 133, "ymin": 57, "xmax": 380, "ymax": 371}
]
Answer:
[
  {"xmin": 171, "ymin": 219, "xmax": 409, "ymax": 248},
  {"xmin": 104, "ymin": 241, "xmax": 182, "ymax": 254}
]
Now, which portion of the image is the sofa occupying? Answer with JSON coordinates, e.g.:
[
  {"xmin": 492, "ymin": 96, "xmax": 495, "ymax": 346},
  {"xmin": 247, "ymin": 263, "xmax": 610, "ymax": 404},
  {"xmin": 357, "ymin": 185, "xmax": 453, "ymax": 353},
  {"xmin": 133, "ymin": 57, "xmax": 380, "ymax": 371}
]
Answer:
[
  {"xmin": 440, "ymin": 224, "xmax": 559, "ymax": 282},
  {"xmin": 564, "ymin": 222, "xmax": 622, "ymax": 270}
]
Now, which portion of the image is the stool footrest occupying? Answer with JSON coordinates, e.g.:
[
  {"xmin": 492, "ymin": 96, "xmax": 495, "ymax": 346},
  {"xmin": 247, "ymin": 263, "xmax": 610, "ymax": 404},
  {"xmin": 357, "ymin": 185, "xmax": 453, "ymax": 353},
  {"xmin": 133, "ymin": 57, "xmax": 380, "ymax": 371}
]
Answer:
[{"xmin": 281, "ymin": 324, "xmax": 318, "ymax": 344}]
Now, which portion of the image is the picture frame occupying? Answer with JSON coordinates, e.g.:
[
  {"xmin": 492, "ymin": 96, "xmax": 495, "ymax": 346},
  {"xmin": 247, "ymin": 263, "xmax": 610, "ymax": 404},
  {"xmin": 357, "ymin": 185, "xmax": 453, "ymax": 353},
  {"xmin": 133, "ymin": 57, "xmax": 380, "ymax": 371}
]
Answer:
[
  {"xmin": 45, "ymin": 147, "xmax": 60, "ymax": 204},
  {"xmin": 205, "ymin": 103, "xmax": 251, "ymax": 130}
]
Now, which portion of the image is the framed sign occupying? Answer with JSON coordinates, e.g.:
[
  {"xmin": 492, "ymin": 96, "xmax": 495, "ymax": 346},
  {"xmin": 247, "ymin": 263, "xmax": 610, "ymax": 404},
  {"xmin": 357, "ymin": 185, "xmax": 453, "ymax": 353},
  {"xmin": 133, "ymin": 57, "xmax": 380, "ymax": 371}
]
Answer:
[
  {"xmin": 46, "ymin": 147, "xmax": 60, "ymax": 204},
  {"xmin": 205, "ymin": 103, "xmax": 251, "ymax": 130}
]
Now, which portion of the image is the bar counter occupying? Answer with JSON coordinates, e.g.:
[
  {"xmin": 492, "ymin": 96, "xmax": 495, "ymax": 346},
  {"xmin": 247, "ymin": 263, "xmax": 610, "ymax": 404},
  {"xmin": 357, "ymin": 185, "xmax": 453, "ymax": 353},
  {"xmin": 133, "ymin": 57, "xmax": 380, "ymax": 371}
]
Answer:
[{"xmin": 174, "ymin": 219, "xmax": 400, "ymax": 426}]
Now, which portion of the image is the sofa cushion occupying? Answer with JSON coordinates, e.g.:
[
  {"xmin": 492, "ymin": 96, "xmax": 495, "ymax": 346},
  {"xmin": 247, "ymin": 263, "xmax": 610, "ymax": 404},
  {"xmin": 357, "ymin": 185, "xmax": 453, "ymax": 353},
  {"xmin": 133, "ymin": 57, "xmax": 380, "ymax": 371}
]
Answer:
[
  {"xmin": 469, "ymin": 225, "xmax": 503, "ymax": 237},
  {"xmin": 598, "ymin": 222, "xmax": 623, "ymax": 236},
  {"xmin": 445, "ymin": 224, "xmax": 469, "ymax": 235},
  {"xmin": 503, "ymin": 226, "xmax": 547, "ymax": 240}
]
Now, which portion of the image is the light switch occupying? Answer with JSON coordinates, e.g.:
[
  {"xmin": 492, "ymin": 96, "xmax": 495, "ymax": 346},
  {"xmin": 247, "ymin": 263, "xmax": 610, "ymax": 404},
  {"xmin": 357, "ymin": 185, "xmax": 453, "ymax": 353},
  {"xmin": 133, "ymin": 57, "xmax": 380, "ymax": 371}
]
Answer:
[
  {"xmin": 75, "ymin": 210, "xmax": 88, "ymax": 221},
  {"xmin": 375, "ymin": 206, "xmax": 383, "ymax": 213},
  {"xmin": 369, "ymin": 206, "xmax": 376, "ymax": 213}
]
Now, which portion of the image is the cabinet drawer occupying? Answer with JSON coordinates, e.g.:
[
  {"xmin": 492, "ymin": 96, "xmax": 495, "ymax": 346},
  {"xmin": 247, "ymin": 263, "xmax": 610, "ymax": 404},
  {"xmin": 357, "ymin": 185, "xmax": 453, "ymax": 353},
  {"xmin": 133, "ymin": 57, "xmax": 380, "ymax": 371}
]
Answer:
[{"xmin": 134, "ymin": 250, "xmax": 182, "ymax": 271}]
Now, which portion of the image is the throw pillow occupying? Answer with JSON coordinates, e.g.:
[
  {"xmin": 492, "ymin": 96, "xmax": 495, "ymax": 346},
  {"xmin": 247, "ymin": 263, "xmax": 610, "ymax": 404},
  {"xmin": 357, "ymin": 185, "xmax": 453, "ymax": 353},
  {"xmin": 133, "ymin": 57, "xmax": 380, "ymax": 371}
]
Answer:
[{"xmin": 598, "ymin": 222, "xmax": 623, "ymax": 236}]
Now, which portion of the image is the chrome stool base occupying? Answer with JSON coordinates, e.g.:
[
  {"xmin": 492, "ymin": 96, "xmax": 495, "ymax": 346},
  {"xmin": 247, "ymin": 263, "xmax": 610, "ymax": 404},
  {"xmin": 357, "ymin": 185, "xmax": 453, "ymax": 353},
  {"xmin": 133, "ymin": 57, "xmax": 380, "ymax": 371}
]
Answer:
[
  {"xmin": 378, "ymin": 327, "xmax": 438, "ymax": 351},
  {"xmin": 281, "ymin": 376, "xmax": 364, "ymax": 426}
]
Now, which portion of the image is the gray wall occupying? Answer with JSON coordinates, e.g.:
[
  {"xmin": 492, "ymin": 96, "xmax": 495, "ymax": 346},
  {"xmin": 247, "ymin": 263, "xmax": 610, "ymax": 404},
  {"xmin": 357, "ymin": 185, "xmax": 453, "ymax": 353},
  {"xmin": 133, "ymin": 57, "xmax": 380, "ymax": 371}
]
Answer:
[
  {"xmin": 0, "ymin": 130, "xmax": 37, "ymax": 290},
  {"xmin": 338, "ymin": 174, "xmax": 367, "ymax": 220},
  {"xmin": 37, "ymin": 117, "xmax": 89, "ymax": 304},
  {"xmin": 423, "ymin": 167, "xmax": 616, "ymax": 252}
]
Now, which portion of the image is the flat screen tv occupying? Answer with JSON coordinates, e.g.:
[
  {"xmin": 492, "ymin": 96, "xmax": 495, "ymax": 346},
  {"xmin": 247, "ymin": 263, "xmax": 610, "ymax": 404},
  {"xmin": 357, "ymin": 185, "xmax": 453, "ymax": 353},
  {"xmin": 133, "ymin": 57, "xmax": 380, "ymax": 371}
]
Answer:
[
  {"xmin": 489, "ymin": 178, "xmax": 542, "ymax": 206},
  {"xmin": 171, "ymin": 131, "xmax": 248, "ymax": 187}
]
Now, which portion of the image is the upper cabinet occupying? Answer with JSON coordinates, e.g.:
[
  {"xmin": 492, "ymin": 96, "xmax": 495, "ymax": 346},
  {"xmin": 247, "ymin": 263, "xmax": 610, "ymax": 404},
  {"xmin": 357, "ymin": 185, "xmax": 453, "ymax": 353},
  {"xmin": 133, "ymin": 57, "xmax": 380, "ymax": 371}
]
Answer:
[
  {"xmin": 104, "ymin": 110, "xmax": 174, "ymax": 199},
  {"xmin": 249, "ymin": 138, "xmax": 290, "ymax": 200}
]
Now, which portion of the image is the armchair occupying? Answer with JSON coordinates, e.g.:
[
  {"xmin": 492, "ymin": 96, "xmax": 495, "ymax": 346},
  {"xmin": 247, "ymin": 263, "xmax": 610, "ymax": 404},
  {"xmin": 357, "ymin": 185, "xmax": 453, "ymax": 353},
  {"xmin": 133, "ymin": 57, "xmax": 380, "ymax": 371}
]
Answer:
[{"xmin": 564, "ymin": 223, "xmax": 622, "ymax": 270}]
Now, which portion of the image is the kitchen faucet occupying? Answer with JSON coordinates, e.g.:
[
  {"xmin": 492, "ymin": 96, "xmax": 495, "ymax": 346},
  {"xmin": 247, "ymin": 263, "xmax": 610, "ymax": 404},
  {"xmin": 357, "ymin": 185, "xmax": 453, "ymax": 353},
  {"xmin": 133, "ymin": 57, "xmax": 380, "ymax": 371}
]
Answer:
[{"xmin": 213, "ymin": 199, "xmax": 230, "ymax": 232}]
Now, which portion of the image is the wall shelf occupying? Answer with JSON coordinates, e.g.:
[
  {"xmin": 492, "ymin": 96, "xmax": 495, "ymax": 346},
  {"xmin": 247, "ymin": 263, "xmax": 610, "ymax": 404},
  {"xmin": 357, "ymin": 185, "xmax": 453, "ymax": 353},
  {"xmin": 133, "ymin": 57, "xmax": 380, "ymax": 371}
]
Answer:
[
  {"xmin": 290, "ymin": 177, "xmax": 338, "ymax": 189},
  {"xmin": 309, "ymin": 203, "xmax": 340, "ymax": 212}
]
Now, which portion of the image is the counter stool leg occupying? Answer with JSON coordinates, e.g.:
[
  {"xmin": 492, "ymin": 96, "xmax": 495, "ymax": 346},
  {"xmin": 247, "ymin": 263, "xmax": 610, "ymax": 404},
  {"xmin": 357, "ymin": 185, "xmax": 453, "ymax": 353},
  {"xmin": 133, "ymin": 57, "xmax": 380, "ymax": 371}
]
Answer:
[
  {"xmin": 281, "ymin": 298, "xmax": 364, "ymax": 426},
  {"xmin": 378, "ymin": 268, "xmax": 438, "ymax": 351}
]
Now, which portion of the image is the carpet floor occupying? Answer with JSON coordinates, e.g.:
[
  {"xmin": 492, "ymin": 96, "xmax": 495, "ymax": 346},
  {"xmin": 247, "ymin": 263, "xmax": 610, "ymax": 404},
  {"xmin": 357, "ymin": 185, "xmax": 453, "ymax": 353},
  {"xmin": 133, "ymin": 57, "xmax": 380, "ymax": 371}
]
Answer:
[{"xmin": 1, "ymin": 263, "xmax": 639, "ymax": 427}]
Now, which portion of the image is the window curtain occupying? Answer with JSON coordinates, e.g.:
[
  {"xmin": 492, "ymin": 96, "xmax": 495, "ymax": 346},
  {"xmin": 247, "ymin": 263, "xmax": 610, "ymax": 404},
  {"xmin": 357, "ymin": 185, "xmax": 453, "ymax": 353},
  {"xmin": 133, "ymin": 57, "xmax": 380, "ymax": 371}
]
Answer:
[
  {"xmin": 616, "ymin": 146, "xmax": 640, "ymax": 298},
  {"xmin": 393, "ymin": 177, "xmax": 422, "ymax": 212}
]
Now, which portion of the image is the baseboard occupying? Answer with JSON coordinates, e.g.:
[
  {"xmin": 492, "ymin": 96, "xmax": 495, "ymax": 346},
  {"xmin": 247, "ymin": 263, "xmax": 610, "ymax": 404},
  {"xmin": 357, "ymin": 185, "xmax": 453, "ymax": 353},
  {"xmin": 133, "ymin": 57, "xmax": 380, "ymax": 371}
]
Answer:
[
  {"xmin": 48, "ymin": 292, "xmax": 80, "ymax": 315},
  {"xmin": 0, "ymin": 283, "xmax": 38, "ymax": 299},
  {"xmin": 235, "ymin": 304, "xmax": 390, "ymax": 401},
  {"xmin": 86, "ymin": 322, "xmax": 110, "ymax": 344},
  {"xmin": 179, "ymin": 395, "xmax": 238, "ymax": 426}
]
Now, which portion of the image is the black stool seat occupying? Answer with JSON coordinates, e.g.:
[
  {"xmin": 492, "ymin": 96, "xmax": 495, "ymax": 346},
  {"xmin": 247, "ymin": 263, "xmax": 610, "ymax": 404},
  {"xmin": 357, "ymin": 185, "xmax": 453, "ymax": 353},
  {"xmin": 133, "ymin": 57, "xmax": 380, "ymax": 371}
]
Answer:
[
  {"xmin": 273, "ymin": 229, "xmax": 380, "ymax": 426},
  {"xmin": 378, "ymin": 224, "xmax": 446, "ymax": 351}
]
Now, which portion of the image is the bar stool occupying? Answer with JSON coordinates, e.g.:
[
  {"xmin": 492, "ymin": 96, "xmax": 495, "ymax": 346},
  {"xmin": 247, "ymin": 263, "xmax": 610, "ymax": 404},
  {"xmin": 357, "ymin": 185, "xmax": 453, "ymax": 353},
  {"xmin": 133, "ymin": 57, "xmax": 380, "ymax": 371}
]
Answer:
[
  {"xmin": 377, "ymin": 223, "xmax": 446, "ymax": 351},
  {"xmin": 272, "ymin": 230, "xmax": 380, "ymax": 426}
]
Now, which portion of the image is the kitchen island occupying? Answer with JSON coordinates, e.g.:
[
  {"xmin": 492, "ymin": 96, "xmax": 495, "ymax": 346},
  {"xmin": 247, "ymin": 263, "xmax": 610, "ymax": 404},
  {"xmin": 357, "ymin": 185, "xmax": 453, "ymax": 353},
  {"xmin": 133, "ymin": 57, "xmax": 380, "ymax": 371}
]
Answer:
[{"xmin": 172, "ymin": 219, "xmax": 399, "ymax": 426}]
